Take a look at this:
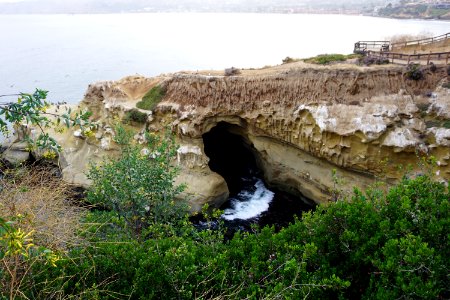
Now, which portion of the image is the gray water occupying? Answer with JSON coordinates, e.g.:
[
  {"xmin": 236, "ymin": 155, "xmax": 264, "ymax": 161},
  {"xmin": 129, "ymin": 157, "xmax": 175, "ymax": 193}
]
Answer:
[{"xmin": 0, "ymin": 13, "xmax": 448, "ymax": 104}]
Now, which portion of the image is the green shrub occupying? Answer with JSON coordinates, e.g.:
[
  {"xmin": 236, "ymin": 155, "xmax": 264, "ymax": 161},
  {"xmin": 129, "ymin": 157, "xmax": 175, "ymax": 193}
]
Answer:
[
  {"xmin": 22, "ymin": 159, "xmax": 450, "ymax": 299},
  {"xmin": 123, "ymin": 108, "xmax": 148, "ymax": 124},
  {"xmin": 87, "ymin": 125, "xmax": 187, "ymax": 238},
  {"xmin": 305, "ymin": 54, "xmax": 347, "ymax": 65},
  {"xmin": 360, "ymin": 56, "xmax": 390, "ymax": 66},
  {"xmin": 136, "ymin": 85, "xmax": 165, "ymax": 111},
  {"xmin": 443, "ymin": 120, "xmax": 450, "ymax": 128},
  {"xmin": 406, "ymin": 63, "xmax": 424, "ymax": 81}
]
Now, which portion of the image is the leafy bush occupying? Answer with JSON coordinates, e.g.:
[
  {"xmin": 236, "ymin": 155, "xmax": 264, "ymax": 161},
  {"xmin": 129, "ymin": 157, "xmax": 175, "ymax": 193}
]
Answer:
[
  {"xmin": 0, "ymin": 215, "xmax": 60, "ymax": 299},
  {"xmin": 5, "ymin": 137, "xmax": 448, "ymax": 299},
  {"xmin": 87, "ymin": 125, "xmax": 187, "ymax": 238},
  {"xmin": 360, "ymin": 56, "xmax": 390, "ymax": 66},
  {"xmin": 0, "ymin": 89, "xmax": 94, "ymax": 152},
  {"xmin": 32, "ymin": 166, "xmax": 447, "ymax": 299},
  {"xmin": 304, "ymin": 54, "xmax": 347, "ymax": 65},
  {"xmin": 136, "ymin": 85, "xmax": 166, "ymax": 111},
  {"xmin": 224, "ymin": 67, "xmax": 241, "ymax": 76},
  {"xmin": 405, "ymin": 63, "xmax": 424, "ymax": 80},
  {"xmin": 123, "ymin": 108, "xmax": 148, "ymax": 124}
]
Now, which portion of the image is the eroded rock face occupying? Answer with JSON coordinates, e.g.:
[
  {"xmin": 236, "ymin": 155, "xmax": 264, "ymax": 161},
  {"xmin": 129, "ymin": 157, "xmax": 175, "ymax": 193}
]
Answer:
[{"xmin": 16, "ymin": 63, "xmax": 449, "ymax": 211}]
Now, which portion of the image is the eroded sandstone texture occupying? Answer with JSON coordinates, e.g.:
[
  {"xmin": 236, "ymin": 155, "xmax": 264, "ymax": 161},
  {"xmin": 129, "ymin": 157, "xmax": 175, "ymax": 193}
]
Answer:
[{"xmin": 21, "ymin": 64, "xmax": 450, "ymax": 211}]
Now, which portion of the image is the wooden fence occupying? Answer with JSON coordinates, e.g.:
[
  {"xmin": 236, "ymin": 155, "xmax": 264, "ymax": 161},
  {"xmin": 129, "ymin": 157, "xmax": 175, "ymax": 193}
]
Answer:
[
  {"xmin": 390, "ymin": 32, "xmax": 450, "ymax": 51},
  {"xmin": 354, "ymin": 41, "xmax": 390, "ymax": 54},
  {"xmin": 366, "ymin": 50, "xmax": 450, "ymax": 64},
  {"xmin": 354, "ymin": 32, "xmax": 450, "ymax": 64}
]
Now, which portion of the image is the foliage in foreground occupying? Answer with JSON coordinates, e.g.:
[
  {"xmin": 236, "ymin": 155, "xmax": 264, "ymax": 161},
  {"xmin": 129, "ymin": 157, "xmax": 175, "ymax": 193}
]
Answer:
[
  {"xmin": 0, "ymin": 89, "xmax": 93, "ymax": 153},
  {"xmin": 87, "ymin": 125, "xmax": 187, "ymax": 238},
  {"xmin": 0, "ymin": 164, "xmax": 86, "ymax": 299},
  {"xmin": 12, "ymin": 171, "xmax": 446, "ymax": 300}
]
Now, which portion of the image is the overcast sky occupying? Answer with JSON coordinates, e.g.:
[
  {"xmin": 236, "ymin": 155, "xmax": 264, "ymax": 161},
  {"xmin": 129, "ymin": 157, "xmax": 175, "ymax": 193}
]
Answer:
[{"xmin": 0, "ymin": 0, "xmax": 393, "ymax": 14}]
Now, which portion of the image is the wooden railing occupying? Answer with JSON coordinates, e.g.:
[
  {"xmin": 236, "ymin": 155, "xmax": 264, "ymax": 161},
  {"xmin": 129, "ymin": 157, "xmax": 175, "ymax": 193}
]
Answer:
[
  {"xmin": 354, "ymin": 32, "xmax": 450, "ymax": 64},
  {"xmin": 354, "ymin": 41, "xmax": 390, "ymax": 54},
  {"xmin": 354, "ymin": 32, "xmax": 450, "ymax": 53},
  {"xmin": 391, "ymin": 32, "xmax": 450, "ymax": 50},
  {"xmin": 366, "ymin": 50, "xmax": 450, "ymax": 64}
]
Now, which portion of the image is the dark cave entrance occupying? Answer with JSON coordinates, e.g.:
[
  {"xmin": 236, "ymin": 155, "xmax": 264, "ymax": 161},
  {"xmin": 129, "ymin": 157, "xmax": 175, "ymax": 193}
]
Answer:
[
  {"xmin": 202, "ymin": 121, "xmax": 315, "ymax": 230},
  {"xmin": 202, "ymin": 121, "xmax": 259, "ymax": 196}
]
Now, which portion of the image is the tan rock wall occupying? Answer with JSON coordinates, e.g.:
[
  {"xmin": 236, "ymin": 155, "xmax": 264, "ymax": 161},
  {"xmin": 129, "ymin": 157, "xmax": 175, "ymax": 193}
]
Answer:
[{"xmin": 15, "ymin": 64, "xmax": 447, "ymax": 211}]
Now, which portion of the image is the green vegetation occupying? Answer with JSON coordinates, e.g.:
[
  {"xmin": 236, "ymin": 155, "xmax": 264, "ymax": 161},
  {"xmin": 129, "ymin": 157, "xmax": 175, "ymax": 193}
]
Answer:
[
  {"xmin": 0, "ymin": 89, "xmax": 93, "ymax": 153},
  {"xmin": 305, "ymin": 54, "xmax": 346, "ymax": 64},
  {"xmin": 123, "ymin": 108, "xmax": 148, "ymax": 124},
  {"xmin": 87, "ymin": 125, "xmax": 187, "ymax": 238},
  {"xmin": 424, "ymin": 117, "xmax": 450, "ymax": 129},
  {"xmin": 405, "ymin": 63, "xmax": 424, "ymax": 81},
  {"xmin": 304, "ymin": 54, "xmax": 360, "ymax": 65},
  {"xmin": 1, "ymin": 154, "xmax": 449, "ymax": 299},
  {"xmin": 378, "ymin": 3, "xmax": 449, "ymax": 19},
  {"xmin": 282, "ymin": 54, "xmax": 362, "ymax": 65},
  {"xmin": 136, "ymin": 85, "xmax": 166, "ymax": 111},
  {"xmin": 0, "ymin": 165, "xmax": 85, "ymax": 299},
  {"xmin": 359, "ymin": 56, "xmax": 390, "ymax": 66}
]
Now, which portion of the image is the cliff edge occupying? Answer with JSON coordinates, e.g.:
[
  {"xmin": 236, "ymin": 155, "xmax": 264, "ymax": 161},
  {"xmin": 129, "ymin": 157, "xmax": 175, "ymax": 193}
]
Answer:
[{"xmin": 22, "ymin": 62, "xmax": 450, "ymax": 211}]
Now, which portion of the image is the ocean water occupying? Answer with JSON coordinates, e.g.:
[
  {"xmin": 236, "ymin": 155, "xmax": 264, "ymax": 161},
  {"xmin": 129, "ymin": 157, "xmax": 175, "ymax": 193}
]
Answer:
[
  {"xmin": 0, "ymin": 13, "xmax": 448, "ymax": 104},
  {"xmin": 222, "ymin": 178, "xmax": 274, "ymax": 221}
]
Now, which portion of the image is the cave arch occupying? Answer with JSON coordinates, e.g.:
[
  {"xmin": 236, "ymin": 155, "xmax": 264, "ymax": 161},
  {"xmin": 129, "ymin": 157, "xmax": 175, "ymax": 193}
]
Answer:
[
  {"xmin": 202, "ymin": 121, "xmax": 315, "ymax": 228},
  {"xmin": 202, "ymin": 121, "xmax": 261, "ymax": 195}
]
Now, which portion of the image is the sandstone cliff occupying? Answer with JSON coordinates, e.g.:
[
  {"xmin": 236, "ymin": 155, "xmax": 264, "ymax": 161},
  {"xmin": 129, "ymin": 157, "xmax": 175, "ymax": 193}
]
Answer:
[{"xmin": 13, "ymin": 63, "xmax": 450, "ymax": 211}]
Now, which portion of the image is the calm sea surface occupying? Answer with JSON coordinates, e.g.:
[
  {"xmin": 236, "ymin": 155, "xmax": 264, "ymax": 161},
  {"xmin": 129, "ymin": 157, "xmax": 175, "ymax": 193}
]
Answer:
[{"xmin": 0, "ymin": 13, "xmax": 448, "ymax": 104}]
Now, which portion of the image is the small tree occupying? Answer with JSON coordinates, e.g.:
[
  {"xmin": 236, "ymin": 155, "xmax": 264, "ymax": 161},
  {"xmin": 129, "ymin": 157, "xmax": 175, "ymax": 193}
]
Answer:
[
  {"xmin": 0, "ymin": 89, "xmax": 93, "ymax": 153},
  {"xmin": 87, "ymin": 125, "xmax": 187, "ymax": 238}
]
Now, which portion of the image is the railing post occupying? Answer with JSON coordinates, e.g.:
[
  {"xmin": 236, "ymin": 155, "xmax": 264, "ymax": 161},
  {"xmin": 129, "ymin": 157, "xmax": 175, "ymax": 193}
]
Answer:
[
  {"xmin": 427, "ymin": 52, "xmax": 431, "ymax": 65},
  {"xmin": 446, "ymin": 53, "xmax": 449, "ymax": 65},
  {"xmin": 407, "ymin": 55, "xmax": 410, "ymax": 64}
]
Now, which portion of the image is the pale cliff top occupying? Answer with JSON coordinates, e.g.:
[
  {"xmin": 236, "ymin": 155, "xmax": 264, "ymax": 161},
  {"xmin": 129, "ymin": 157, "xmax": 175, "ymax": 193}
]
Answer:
[{"xmin": 177, "ymin": 60, "xmax": 399, "ymax": 77}]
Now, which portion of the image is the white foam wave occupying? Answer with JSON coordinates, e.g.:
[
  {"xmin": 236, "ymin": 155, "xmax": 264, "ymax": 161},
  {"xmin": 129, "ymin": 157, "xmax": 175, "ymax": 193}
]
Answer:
[{"xmin": 222, "ymin": 179, "xmax": 274, "ymax": 221}]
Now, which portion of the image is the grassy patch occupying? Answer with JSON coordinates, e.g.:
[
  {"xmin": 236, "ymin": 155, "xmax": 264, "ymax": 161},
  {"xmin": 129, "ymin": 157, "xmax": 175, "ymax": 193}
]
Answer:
[
  {"xmin": 442, "ymin": 82, "xmax": 450, "ymax": 89},
  {"xmin": 136, "ymin": 85, "xmax": 165, "ymax": 111},
  {"xmin": 304, "ymin": 54, "xmax": 354, "ymax": 65},
  {"xmin": 123, "ymin": 109, "xmax": 148, "ymax": 124}
]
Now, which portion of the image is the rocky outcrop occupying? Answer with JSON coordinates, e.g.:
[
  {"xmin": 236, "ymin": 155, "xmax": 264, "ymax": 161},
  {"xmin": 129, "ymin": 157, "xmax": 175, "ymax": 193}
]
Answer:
[{"xmin": 10, "ymin": 63, "xmax": 449, "ymax": 211}]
